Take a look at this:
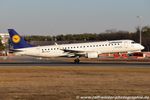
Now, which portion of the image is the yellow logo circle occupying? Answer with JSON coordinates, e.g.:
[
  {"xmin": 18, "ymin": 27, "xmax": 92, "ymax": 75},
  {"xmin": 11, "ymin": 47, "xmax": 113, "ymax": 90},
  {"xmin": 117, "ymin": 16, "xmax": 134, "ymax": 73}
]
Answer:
[{"xmin": 12, "ymin": 35, "xmax": 21, "ymax": 43}]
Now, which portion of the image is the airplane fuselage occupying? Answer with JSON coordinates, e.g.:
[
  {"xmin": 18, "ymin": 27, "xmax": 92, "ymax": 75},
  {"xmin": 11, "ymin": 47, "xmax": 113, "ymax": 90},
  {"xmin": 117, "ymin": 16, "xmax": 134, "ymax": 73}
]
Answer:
[{"xmin": 15, "ymin": 40, "xmax": 144, "ymax": 58}]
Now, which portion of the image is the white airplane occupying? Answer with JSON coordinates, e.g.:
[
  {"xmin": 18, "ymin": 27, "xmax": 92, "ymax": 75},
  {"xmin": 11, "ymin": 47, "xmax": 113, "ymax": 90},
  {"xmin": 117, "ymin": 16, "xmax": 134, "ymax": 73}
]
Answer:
[{"xmin": 8, "ymin": 29, "xmax": 144, "ymax": 63}]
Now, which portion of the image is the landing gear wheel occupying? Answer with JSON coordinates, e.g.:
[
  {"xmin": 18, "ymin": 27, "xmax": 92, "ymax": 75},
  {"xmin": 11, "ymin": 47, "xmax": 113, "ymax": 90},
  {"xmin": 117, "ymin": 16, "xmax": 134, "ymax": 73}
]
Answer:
[{"xmin": 74, "ymin": 58, "xmax": 80, "ymax": 64}]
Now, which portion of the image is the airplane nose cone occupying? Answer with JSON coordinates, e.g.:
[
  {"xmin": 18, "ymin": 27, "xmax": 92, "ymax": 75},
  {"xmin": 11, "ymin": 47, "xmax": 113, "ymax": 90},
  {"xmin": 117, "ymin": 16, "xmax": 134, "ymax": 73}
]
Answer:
[{"xmin": 141, "ymin": 45, "xmax": 145, "ymax": 50}]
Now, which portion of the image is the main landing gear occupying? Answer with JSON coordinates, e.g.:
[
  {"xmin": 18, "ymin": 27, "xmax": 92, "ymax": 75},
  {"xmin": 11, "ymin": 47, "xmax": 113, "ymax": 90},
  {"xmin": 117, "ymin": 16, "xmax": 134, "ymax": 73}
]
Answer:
[{"xmin": 74, "ymin": 58, "xmax": 80, "ymax": 64}]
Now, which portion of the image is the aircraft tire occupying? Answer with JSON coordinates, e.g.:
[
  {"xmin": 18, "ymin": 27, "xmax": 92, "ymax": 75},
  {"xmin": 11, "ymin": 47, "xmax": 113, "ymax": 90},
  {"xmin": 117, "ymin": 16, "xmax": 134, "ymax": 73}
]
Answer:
[{"xmin": 74, "ymin": 58, "xmax": 80, "ymax": 64}]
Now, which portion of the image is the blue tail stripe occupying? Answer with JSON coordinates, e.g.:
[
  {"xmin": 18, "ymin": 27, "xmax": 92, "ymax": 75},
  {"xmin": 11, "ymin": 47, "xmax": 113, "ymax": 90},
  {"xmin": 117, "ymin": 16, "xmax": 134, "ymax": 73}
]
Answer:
[{"xmin": 8, "ymin": 29, "xmax": 32, "ymax": 49}]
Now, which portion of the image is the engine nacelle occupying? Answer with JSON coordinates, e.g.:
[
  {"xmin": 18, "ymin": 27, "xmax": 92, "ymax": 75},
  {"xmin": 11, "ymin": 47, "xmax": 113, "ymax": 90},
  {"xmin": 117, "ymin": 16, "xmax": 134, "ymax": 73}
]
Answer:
[{"xmin": 86, "ymin": 52, "xmax": 98, "ymax": 58}]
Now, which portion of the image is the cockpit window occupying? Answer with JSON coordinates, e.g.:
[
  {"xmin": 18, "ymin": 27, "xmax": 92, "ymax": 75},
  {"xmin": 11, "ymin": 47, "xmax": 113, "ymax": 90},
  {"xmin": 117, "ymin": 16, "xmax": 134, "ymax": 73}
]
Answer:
[{"xmin": 131, "ymin": 41, "xmax": 135, "ymax": 44}]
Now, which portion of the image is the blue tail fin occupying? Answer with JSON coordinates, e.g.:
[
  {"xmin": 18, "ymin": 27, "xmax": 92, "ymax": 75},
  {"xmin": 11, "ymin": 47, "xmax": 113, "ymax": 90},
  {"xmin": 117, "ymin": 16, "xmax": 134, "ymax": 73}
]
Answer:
[{"xmin": 8, "ymin": 29, "xmax": 32, "ymax": 49}]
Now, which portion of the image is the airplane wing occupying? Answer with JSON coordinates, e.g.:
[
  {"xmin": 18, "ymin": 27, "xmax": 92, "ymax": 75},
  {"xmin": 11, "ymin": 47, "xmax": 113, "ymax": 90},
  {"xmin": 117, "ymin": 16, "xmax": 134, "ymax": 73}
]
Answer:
[
  {"xmin": 61, "ymin": 49, "xmax": 86, "ymax": 57},
  {"xmin": 62, "ymin": 49, "xmax": 85, "ymax": 53},
  {"xmin": 61, "ymin": 49, "xmax": 101, "ymax": 58}
]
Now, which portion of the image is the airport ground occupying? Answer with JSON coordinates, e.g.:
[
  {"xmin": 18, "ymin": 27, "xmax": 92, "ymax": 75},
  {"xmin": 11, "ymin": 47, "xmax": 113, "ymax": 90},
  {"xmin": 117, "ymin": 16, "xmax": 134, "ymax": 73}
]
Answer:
[{"xmin": 0, "ymin": 56, "xmax": 150, "ymax": 100}]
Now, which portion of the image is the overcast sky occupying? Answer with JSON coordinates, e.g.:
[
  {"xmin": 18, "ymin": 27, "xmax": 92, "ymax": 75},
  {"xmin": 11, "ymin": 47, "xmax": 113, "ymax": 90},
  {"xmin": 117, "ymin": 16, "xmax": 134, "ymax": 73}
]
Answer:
[{"xmin": 0, "ymin": 0, "xmax": 150, "ymax": 35}]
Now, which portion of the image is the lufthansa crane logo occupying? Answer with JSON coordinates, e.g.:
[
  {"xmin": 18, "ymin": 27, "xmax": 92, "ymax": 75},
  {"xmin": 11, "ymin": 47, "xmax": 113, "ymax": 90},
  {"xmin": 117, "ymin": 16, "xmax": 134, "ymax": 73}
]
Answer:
[{"xmin": 12, "ymin": 35, "xmax": 21, "ymax": 43}]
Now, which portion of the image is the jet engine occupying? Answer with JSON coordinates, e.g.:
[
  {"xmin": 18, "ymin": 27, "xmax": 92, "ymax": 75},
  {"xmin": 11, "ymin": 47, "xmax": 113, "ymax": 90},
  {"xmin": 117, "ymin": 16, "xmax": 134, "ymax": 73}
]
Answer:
[{"xmin": 86, "ymin": 52, "xmax": 98, "ymax": 58}]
